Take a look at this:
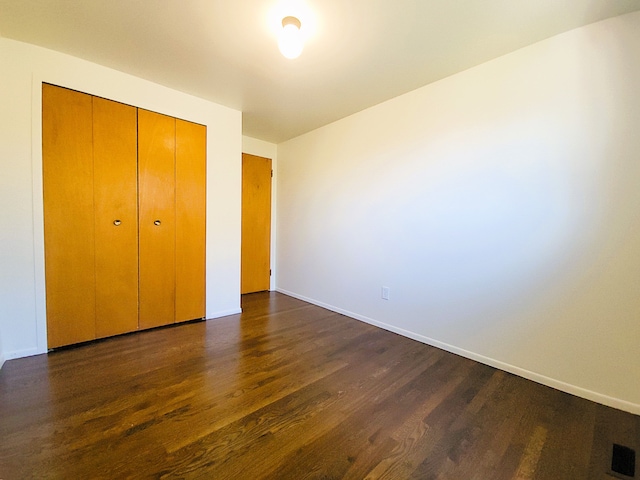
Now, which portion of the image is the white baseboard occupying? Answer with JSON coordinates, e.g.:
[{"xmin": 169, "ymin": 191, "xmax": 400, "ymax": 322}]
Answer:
[
  {"xmin": 276, "ymin": 288, "xmax": 640, "ymax": 415},
  {"xmin": 3, "ymin": 346, "xmax": 43, "ymax": 363},
  {"xmin": 207, "ymin": 307, "xmax": 242, "ymax": 319}
]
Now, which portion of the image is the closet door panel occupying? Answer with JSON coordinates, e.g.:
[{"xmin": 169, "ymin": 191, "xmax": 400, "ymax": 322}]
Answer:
[
  {"xmin": 241, "ymin": 154, "xmax": 272, "ymax": 294},
  {"xmin": 93, "ymin": 97, "xmax": 139, "ymax": 338},
  {"xmin": 138, "ymin": 109, "xmax": 176, "ymax": 329},
  {"xmin": 175, "ymin": 119, "xmax": 206, "ymax": 322},
  {"xmin": 42, "ymin": 84, "xmax": 96, "ymax": 348}
]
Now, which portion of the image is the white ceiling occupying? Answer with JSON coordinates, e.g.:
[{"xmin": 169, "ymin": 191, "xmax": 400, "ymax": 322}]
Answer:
[{"xmin": 1, "ymin": 0, "xmax": 640, "ymax": 143}]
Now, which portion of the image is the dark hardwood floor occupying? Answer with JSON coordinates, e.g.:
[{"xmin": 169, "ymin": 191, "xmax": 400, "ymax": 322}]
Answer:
[{"xmin": 0, "ymin": 292, "xmax": 638, "ymax": 479}]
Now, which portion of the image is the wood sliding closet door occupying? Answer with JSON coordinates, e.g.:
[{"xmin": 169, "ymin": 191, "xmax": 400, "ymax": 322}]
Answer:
[
  {"xmin": 175, "ymin": 119, "xmax": 206, "ymax": 322},
  {"xmin": 93, "ymin": 97, "xmax": 139, "ymax": 338},
  {"xmin": 43, "ymin": 84, "xmax": 206, "ymax": 348},
  {"xmin": 43, "ymin": 85, "xmax": 96, "ymax": 348},
  {"xmin": 138, "ymin": 109, "xmax": 176, "ymax": 330}
]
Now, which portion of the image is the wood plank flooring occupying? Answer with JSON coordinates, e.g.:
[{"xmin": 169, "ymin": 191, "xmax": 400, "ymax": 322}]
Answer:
[{"xmin": 1, "ymin": 292, "xmax": 638, "ymax": 479}]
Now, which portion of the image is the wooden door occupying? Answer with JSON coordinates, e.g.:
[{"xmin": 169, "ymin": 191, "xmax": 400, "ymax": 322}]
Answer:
[
  {"xmin": 138, "ymin": 109, "xmax": 176, "ymax": 329},
  {"xmin": 175, "ymin": 119, "xmax": 206, "ymax": 322},
  {"xmin": 93, "ymin": 97, "xmax": 139, "ymax": 338},
  {"xmin": 42, "ymin": 84, "xmax": 96, "ymax": 348},
  {"xmin": 241, "ymin": 153, "xmax": 272, "ymax": 294}
]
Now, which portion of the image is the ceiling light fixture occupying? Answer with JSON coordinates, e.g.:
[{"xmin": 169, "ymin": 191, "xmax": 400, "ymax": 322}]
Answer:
[{"xmin": 278, "ymin": 16, "xmax": 303, "ymax": 59}]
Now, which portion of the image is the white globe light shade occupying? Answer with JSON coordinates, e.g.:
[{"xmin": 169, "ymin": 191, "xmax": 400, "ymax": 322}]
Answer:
[{"xmin": 278, "ymin": 22, "xmax": 303, "ymax": 59}]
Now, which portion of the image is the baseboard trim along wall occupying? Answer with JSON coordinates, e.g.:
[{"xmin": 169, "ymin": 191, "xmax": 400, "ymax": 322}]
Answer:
[
  {"xmin": 2, "ymin": 347, "xmax": 41, "ymax": 363},
  {"xmin": 276, "ymin": 288, "xmax": 640, "ymax": 416},
  {"xmin": 208, "ymin": 307, "xmax": 243, "ymax": 319}
]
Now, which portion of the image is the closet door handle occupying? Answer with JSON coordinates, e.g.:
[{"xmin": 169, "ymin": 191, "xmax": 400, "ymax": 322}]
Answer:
[
  {"xmin": 113, "ymin": 219, "xmax": 122, "ymax": 226},
  {"xmin": 154, "ymin": 220, "xmax": 161, "ymax": 226}
]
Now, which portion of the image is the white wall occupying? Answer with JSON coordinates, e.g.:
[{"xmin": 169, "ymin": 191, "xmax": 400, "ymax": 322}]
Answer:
[
  {"xmin": 242, "ymin": 136, "xmax": 278, "ymax": 291},
  {"xmin": 0, "ymin": 38, "xmax": 242, "ymax": 361},
  {"xmin": 277, "ymin": 12, "xmax": 640, "ymax": 414}
]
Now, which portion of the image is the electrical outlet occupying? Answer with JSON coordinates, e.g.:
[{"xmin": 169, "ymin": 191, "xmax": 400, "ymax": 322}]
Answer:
[{"xmin": 381, "ymin": 286, "xmax": 390, "ymax": 300}]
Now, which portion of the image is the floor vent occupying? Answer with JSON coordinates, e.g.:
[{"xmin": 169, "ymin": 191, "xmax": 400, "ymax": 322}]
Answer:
[{"xmin": 612, "ymin": 444, "xmax": 636, "ymax": 478}]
